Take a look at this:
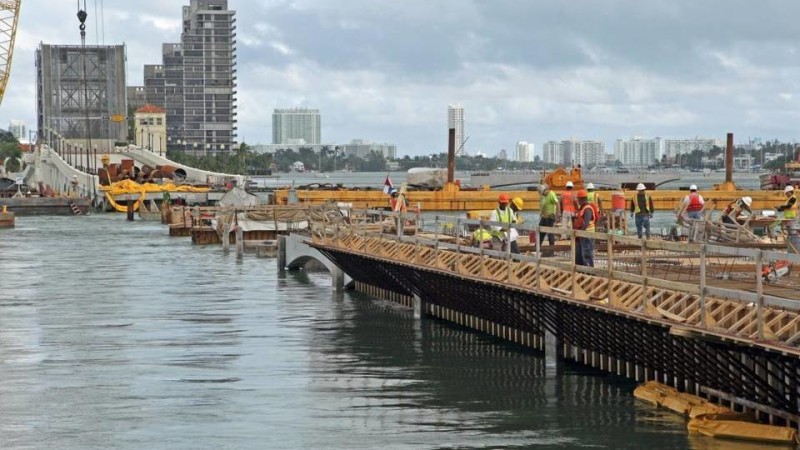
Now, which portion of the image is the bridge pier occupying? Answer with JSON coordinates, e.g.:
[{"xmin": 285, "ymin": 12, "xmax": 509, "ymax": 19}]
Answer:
[
  {"xmin": 413, "ymin": 294, "xmax": 424, "ymax": 320},
  {"xmin": 332, "ymin": 266, "xmax": 344, "ymax": 292},
  {"xmin": 544, "ymin": 329, "xmax": 561, "ymax": 370},
  {"xmin": 277, "ymin": 235, "xmax": 286, "ymax": 273}
]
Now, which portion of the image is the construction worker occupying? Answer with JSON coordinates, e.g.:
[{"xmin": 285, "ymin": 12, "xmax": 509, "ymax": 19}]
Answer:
[
  {"xmin": 776, "ymin": 186, "xmax": 798, "ymax": 220},
  {"xmin": 630, "ymin": 183, "xmax": 654, "ymax": 239},
  {"xmin": 471, "ymin": 227, "xmax": 495, "ymax": 249},
  {"xmin": 508, "ymin": 197, "xmax": 524, "ymax": 252},
  {"xmin": 586, "ymin": 183, "xmax": 603, "ymax": 213},
  {"xmin": 560, "ymin": 181, "xmax": 578, "ymax": 228},
  {"xmin": 776, "ymin": 186, "xmax": 799, "ymax": 235},
  {"xmin": 574, "ymin": 189, "xmax": 596, "ymax": 267},
  {"xmin": 389, "ymin": 188, "xmax": 407, "ymax": 213},
  {"xmin": 677, "ymin": 184, "xmax": 705, "ymax": 220},
  {"xmin": 720, "ymin": 196, "xmax": 752, "ymax": 225},
  {"xmin": 538, "ymin": 184, "xmax": 560, "ymax": 246},
  {"xmin": 490, "ymin": 193, "xmax": 518, "ymax": 253}
]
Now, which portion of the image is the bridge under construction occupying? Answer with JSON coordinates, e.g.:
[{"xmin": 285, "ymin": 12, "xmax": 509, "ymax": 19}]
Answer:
[{"xmin": 282, "ymin": 209, "xmax": 800, "ymax": 433}]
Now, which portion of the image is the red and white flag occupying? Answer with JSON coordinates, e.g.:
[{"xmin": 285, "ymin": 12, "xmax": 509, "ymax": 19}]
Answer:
[{"xmin": 383, "ymin": 175, "xmax": 394, "ymax": 194}]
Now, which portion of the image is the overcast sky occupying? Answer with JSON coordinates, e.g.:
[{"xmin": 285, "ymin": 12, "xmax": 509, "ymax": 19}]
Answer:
[{"xmin": 5, "ymin": 0, "xmax": 800, "ymax": 156}]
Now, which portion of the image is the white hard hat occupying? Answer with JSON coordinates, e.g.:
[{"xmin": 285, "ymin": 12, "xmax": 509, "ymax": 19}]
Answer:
[
  {"xmin": 565, "ymin": 181, "xmax": 574, "ymax": 188},
  {"xmin": 586, "ymin": 182, "xmax": 595, "ymax": 190},
  {"xmin": 785, "ymin": 185, "xmax": 795, "ymax": 193},
  {"xmin": 741, "ymin": 196, "xmax": 752, "ymax": 207},
  {"xmin": 689, "ymin": 184, "xmax": 697, "ymax": 191},
  {"xmin": 636, "ymin": 183, "xmax": 646, "ymax": 191},
  {"xmin": 538, "ymin": 184, "xmax": 548, "ymax": 193}
]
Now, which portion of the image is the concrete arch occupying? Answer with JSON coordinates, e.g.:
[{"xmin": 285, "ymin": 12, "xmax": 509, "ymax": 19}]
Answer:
[{"xmin": 281, "ymin": 234, "xmax": 352, "ymax": 290}]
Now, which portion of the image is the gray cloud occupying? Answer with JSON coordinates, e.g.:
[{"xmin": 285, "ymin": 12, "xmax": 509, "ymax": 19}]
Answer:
[{"xmin": 5, "ymin": 0, "xmax": 800, "ymax": 156}]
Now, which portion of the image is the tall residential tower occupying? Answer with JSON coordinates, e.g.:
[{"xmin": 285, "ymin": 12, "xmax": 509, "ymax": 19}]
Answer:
[
  {"xmin": 272, "ymin": 108, "xmax": 321, "ymax": 145},
  {"xmin": 136, "ymin": 0, "xmax": 236, "ymax": 155},
  {"xmin": 447, "ymin": 104, "xmax": 466, "ymax": 155}
]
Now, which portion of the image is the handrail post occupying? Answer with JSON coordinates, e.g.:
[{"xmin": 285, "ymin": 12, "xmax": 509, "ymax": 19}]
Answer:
[
  {"xmin": 641, "ymin": 238, "xmax": 648, "ymax": 310},
  {"xmin": 699, "ymin": 244, "xmax": 707, "ymax": 327},
  {"xmin": 454, "ymin": 218, "xmax": 461, "ymax": 273},
  {"xmin": 571, "ymin": 229, "xmax": 577, "ymax": 294},
  {"xmin": 506, "ymin": 227, "xmax": 513, "ymax": 282},
  {"xmin": 434, "ymin": 215, "xmax": 440, "ymax": 266},
  {"xmin": 755, "ymin": 250, "xmax": 764, "ymax": 339},
  {"xmin": 535, "ymin": 225, "xmax": 542, "ymax": 290},
  {"xmin": 607, "ymin": 234, "xmax": 614, "ymax": 306},
  {"xmin": 362, "ymin": 209, "xmax": 368, "ymax": 252},
  {"xmin": 414, "ymin": 219, "xmax": 420, "ymax": 264}
]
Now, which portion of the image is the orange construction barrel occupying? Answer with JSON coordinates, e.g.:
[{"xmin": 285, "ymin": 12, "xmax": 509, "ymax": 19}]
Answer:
[{"xmin": 612, "ymin": 192, "xmax": 626, "ymax": 210}]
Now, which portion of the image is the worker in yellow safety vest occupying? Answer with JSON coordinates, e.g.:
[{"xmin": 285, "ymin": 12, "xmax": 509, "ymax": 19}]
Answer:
[
  {"xmin": 471, "ymin": 227, "xmax": 494, "ymax": 249},
  {"xmin": 630, "ymin": 183, "xmax": 654, "ymax": 239},
  {"xmin": 776, "ymin": 185, "xmax": 798, "ymax": 219},
  {"xmin": 490, "ymin": 193, "xmax": 518, "ymax": 253}
]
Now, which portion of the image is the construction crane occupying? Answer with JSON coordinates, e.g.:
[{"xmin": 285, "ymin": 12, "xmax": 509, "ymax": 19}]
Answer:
[{"xmin": 0, "ymin": 1, "xmax": 21, "ymax": 108}]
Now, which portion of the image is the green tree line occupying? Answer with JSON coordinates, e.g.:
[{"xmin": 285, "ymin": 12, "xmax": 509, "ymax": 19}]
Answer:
[
  {"xmin": 0, "ymin": 130, "xmax": 22, "ymax": 172},
  {"xmin": 165, "ymin": 144, "xmax": 547, "ymax": 175}
]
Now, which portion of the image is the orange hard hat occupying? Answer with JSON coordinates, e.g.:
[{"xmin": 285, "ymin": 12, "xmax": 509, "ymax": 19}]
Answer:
[
  {"xmin": 576, "ymin": 189, "xmax": 589, "ymax": 198},
  {"xmin": 498, "ymin": 193, "xmax": 510, "ymax": 203}
]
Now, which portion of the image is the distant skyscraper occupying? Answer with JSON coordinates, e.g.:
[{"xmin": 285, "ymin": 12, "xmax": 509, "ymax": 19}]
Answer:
[
  {"xmin": 140, "ymin": 0, "xmax": 236, "ymax": 154},
  {"xmin": 615, "ymin": 137, "xmax": 663, "ymax": 167},
  {"xmin": 36, "ymin": 43, "xmax": 127, "ymax": 147},
  {"xmin": 447, "ymin": 104, "xmax": 466, "ymax": 155},
  {"xmin": 542, "ymin": 139, "xmax": 605, "ymax": 167},
  {"xmin": 664, "ymin": 138, "xmax": 720, "ymax": 158},
  {"xmin": 127, "ymin": 87, "xmax": 147, "ymax": 114},
  {"xmin": 272, "ymin": 108, "xmax": 321, "ymax": 145},
  {"xmin": 515, "ymin": 141, "xmax": 535, "ymax": 162},
  {"xmin": 8, "ymin": 119, "xmax": 25, "ymax": 140}
]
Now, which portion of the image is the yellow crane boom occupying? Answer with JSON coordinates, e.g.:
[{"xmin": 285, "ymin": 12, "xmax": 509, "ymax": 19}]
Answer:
[{"xmin": 0, "ymin": 0, "xmax": 21, "ymax": 108}]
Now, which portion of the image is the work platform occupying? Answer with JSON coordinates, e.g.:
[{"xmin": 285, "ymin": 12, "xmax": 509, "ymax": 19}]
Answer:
[{"xmin": 298, "ymin": 209, "xmax": 800, "ymax": 429}]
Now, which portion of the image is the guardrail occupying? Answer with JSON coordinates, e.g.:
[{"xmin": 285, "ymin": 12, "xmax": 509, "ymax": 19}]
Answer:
[{"xmin": 309, "ymin": 208, "xmax": 800, "ymax": 353}]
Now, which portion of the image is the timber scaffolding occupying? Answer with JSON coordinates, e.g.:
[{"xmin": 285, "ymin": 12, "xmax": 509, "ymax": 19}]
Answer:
[
  {"xmin": 167, "ymin": 203, "xmax": 343, "ymax": 247},
  {"xmin": 302, "ymin": 209, "xmax": 800, "ymax": 429}
]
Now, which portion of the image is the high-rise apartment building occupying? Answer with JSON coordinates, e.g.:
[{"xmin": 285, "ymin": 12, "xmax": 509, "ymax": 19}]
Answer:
[
  {"xmin": 447, "ymin": 104, "xmax": 466, "ymax": 155},
  {"xmin": 341, "ymin": 139, "xmax": 396, "ymax": 159},
  {"xmin": 272, "ymin": 108, "xmax": 321, "ymax": 145},
  {"xmin": 8, "ymin": 120, "xmax": 26, "ymax": 140},
  {"xmin": 36, "ymin": 43, "xmax": 127, "ymax": 148},
  {"xmin": 140, "ymin": 0, "xmax": 236, "ymax": 155},
  {"xmin": 542, "ymin": 139, "xmax": 605, "ymax": 167},
  {"xmin": 664, "ymin": 138, "xmax": 720, "ymax": 158},
  {"xmin": 515, "ymin": 141, "xmax": 534, "ymax": 162},
  {"xmin": 542, "ymin": 141, "xmax": 561, "ymax": 165},
  {"xmin": 614, "ymin": 137, "xmax": 663, "ymax": 167}
]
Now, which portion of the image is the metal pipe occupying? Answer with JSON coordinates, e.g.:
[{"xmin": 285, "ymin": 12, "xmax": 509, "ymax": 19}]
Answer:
[
  {"xmin": 447, "ymin": 128, "xmax": 455, "ymax": 183},
  {"xmin": 726, "ymin": 132, "xmax": 734, "ymax": 184}
]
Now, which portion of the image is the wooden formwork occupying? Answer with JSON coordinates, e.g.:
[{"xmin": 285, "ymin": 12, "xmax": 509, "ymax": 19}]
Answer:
[{"xmin": 315, "ymin": 230, "xmax": 800, "ymax": 355}]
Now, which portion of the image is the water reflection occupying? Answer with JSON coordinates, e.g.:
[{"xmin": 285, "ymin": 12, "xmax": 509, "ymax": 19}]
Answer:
[{"xmin": 0, "ymin": 215, "xmax": 697, "ymax": 449}]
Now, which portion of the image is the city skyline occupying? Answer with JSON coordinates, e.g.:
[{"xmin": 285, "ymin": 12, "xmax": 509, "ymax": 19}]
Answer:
[{"xmin": 3, "ymin": 1, "xmax": 800, "ymax": 156}]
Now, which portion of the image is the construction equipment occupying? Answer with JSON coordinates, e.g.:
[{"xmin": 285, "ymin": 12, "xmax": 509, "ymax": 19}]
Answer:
[{"xmin": 0, "ymin": 1, "xmax": 21, "ymax": 107}]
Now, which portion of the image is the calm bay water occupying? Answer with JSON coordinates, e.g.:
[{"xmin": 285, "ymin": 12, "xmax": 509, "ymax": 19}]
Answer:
[{"xmin": 0, "ymin": 215, "xmax": 760, "ymax": 449}]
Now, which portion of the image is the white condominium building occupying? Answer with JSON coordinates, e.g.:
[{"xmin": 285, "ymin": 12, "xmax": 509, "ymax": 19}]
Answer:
[
  {"xmin": 542, "ymin": 139, "xmax": 605, "ymax": 167},
  {"xmin": 447, "ymin": 104, "xmax": 466, "ymax": 155},
  {"xmin": 664, "ymin": 138, "xmax": 720, "ymax": 158},
  {"xmin": 273, "ymin": 108, "xmax": 322, "ymax": 145},
  {"xmin": 515, "ymin": 141, "xmax": 535, "ymax": 162},
  {"xmin": 614, "ymin": 137, "xmax": 663, "ymax": 167}
]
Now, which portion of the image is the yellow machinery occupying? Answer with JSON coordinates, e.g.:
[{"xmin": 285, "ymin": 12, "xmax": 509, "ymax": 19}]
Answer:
[{"xmin": 0, "ymin": 1, "xmax": 21, "ymax": 107}]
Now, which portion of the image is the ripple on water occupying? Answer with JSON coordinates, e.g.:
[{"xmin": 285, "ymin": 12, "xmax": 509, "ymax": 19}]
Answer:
[{"xmin": 0, "ymin": 215, "xmax": 692, "ymax": 449}]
